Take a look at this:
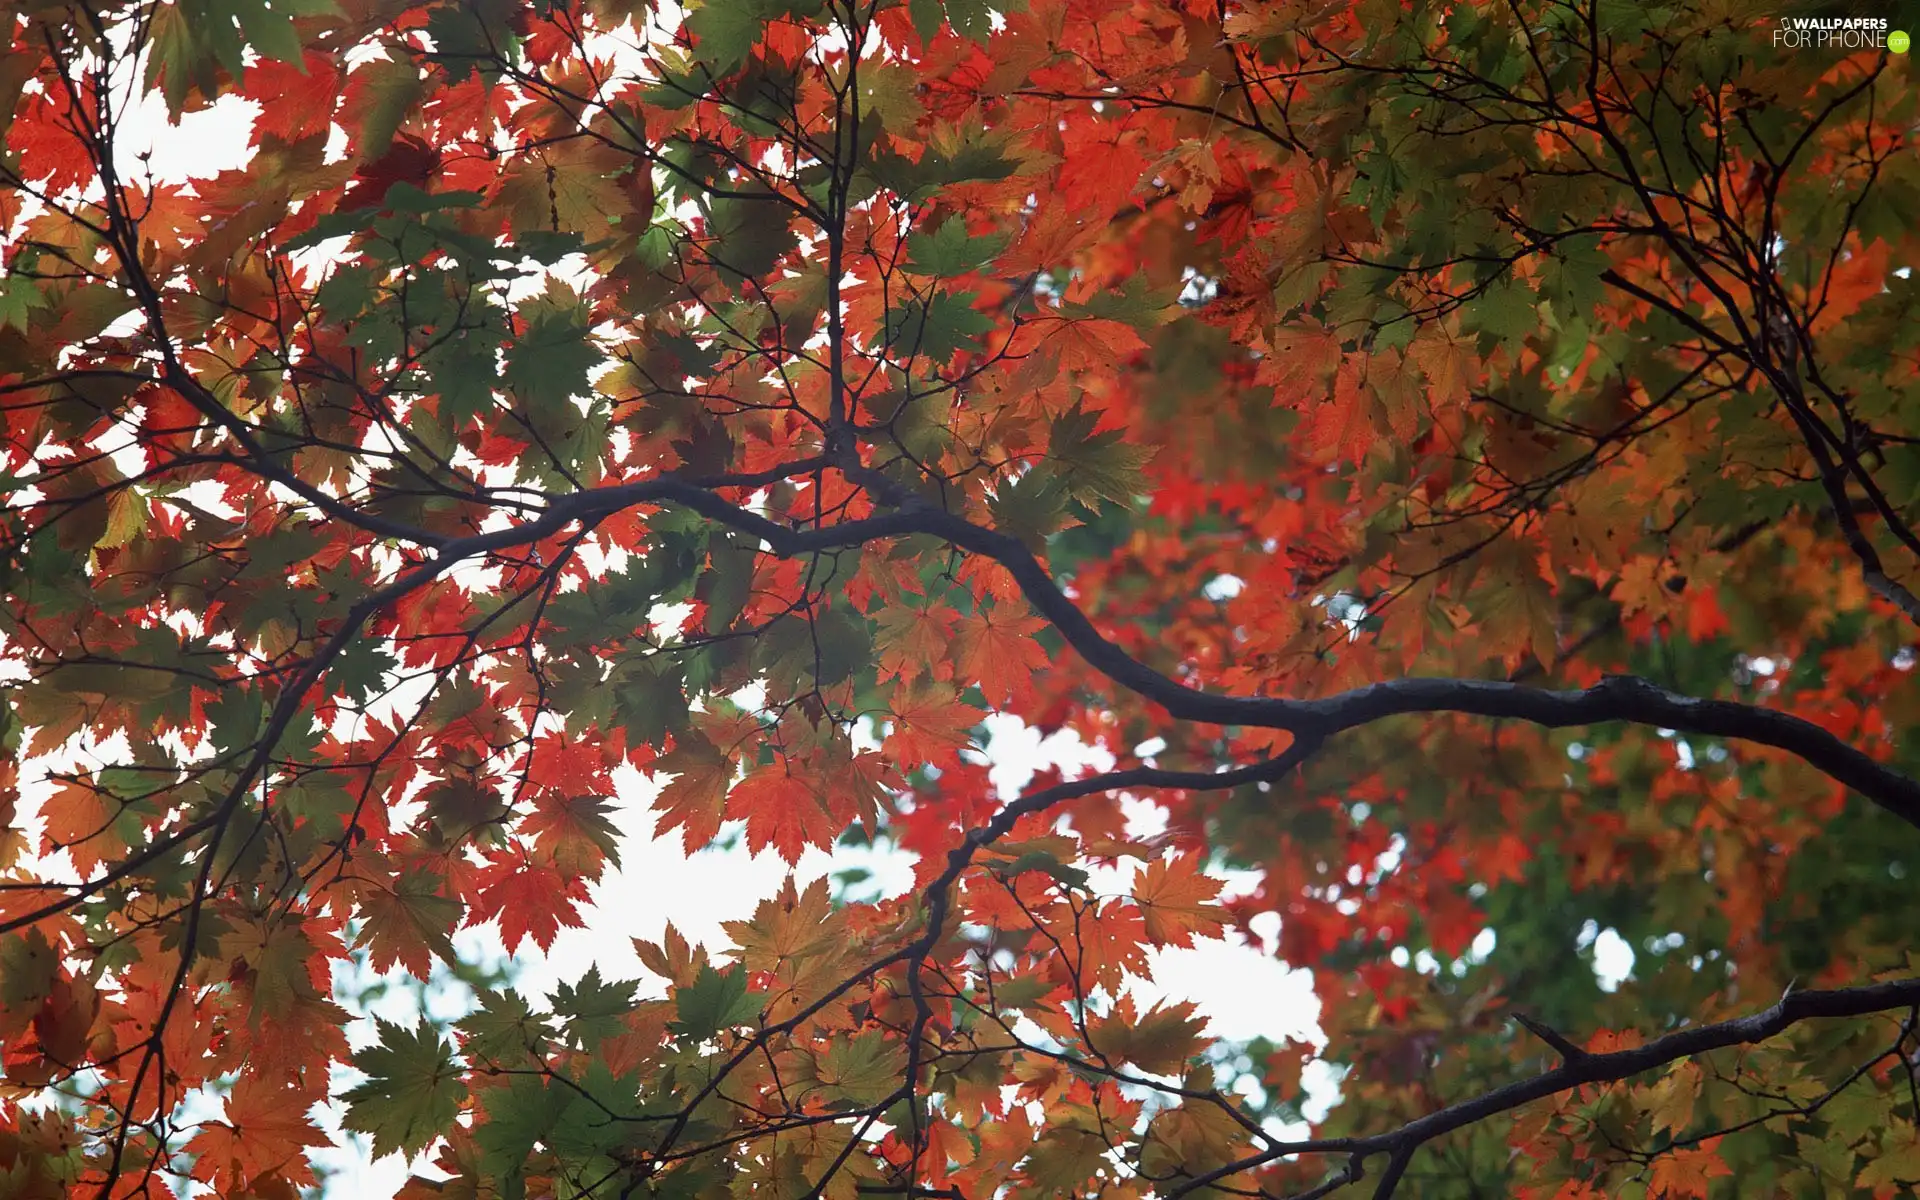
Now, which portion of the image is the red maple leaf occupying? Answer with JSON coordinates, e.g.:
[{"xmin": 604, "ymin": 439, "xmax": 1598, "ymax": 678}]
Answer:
[
  {"xmin": 475, "ymin": 854, "xmax": 589, "ymax": 953},
  {"xmin": 728, "ymin": 763, "xmax": 842, "ymax": 865}
]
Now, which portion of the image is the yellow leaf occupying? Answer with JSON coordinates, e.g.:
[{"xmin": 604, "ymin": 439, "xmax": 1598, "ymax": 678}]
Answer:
[
  {"xmin": 1644, "ymin": 1059, "xmax": 1701, "ymax": 1136},
  {"xmin": 96, "ymin": 487, "xmax": 149, "ymax": 549},
  {"xmin": 1858, "ymin": 1124, "xmax": 1920, "ymax": 1191}
]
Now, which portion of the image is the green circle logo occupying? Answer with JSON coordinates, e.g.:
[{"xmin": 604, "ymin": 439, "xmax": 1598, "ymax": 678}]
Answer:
[{"xmin": 1892, "ymin": 30, "xmax": 1912, "ymax": 53}]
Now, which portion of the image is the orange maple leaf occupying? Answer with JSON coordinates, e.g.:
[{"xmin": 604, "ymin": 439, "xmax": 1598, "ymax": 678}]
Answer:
[
  {"xmin": 1648, "ymin": 1139, "xmax": 1733, "ymax": 1198},
  {"xmin": 1059, "ymin": 898, "xmax": 1149, "ymax": 992},
  {"xmin": 652, "ymin": 741, "xmax": 738, "ymax": 851},
  {"xmin": 1051, "ymin": 316, "xmax": 1148, "ymax": 371},
  {"xmin": 1300, "ymin": 361, "xmax": 1380, "ymax": 465},
  {"xmin": 39, "ymin": 778, "xmax": 121, "ymax": 877},
  {"xmin": 1132, "ymin": 854, "xmax": 1228, "ymax": 948},
  {"xmin": 887, "ymin": 683, "xmax": 981, "ymax": 767},
  {"xmin": 874, "ymin": 602, "xmax": 957, "ymax": 684},
  {"xmin": 953, "ymin": 606, "xmax": 1051, "ymax": 708},
  {"xmin": 186, "ymin": 1076, "xmax": 328, "ymax": 1191}
]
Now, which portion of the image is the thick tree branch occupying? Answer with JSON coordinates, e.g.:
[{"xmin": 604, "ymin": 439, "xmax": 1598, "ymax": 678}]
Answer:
[
  {"xmin": 397, "ymin": 477, "xmax": 1920, "ymax": 831},
  {"xmin": 1170, "ymin": 976, "xmax": 1920, "ymax": 1199},
  {"xmin": 692, "ymin": 497, "xmax": 1920, "ymax": 831}
]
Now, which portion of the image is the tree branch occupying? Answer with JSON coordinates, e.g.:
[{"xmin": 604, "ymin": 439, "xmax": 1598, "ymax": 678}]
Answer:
[{"xmin": 1169, "ymin": 976, "xmax": 1920, "ymax": 1199}]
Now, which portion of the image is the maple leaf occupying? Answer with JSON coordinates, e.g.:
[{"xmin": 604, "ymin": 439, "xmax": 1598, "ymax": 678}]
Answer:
[
  {"xmin": 1065, "ymin": 899, "xmax": 1150, "ymax": 993},
  {"xmin": 224, "ymin": 915, "xmax": 337, "ymax": 1033},
  {"xmin": 1016, "ymin": 1124, "xmax": 1110, "ymax": 1196},
  {"xmin": 521, "ymin": 791, "xmax": 622, "ymax": 878},
  {"xmin": 1300, "ymin": 361, "xmax": 1380, "ymax": 465},
  {"xmin": 354, "ymin": 869, "xmax": 461, "ymax": 977},
  {"xmin": 1648, "ymin": 1139, "xmax": 1734, "ymax": 1198},
  {"xmin": 1048, "ymin": 401, "xmax": 1155, "ymax": 507},
  {"xmin": 1409, "ymin": 329, "xmax": 1476, "ymax": 406},
  {"xmin": 800, "ymin": 1033, "xmax": 907, "ymax": 1107},
  {"xmin": 1643, "ymin": 1059, "xmax": 1701, "ymax": 1137},
  {"xmin": 722, "ymin": 876, "xmax": 841, "ymax": 970},
  {"xmin": 505, "ymin": 279, "xmax": 602, "ymax": 417},
  {"xmin": 1140, "ymin": 1095, "xmax": 1251, "ymax": 1183},
  {"xmin": 475, "ymin": 856, "xmax": 589, "ymax": 953},
  {"xmin": 342, "ymin": 1019, "xmax": 469, "ymax": 1160},
  {"xmin": 38, "ymin": 777, "xmax": 122, "ymax": 877},
  {"xmin": 524, "ymin": 730, "xmax": 615, "ymax": 797},
  {"xmin": 953, "ymin": 605, "xmax": 1051, "ymax": 708},
  {"xmin": 1088, "ymin": 996, "xmax": 1207, "ymax": 1076},
  {"xmin": 673, "ymin": 961, "xmax": 763, "ymax": 1040},
  {"xmin": 341, "ymin": 134, "xmax": 441, "ymax": 209},
  {"xmin": 651, "ymin": 740, "xmax": 738, "ymax": 851},
  {"xmin": 907, "ymin": 215, "xmax": 1008, "ymax": 277},
  {"xmin": 1133, "ymin": 855, "xmax": 1228, "ymax": 948},
  {"xmin": 1051, "ymin": 316, "xmax": 1149, "ymax": 372},
  {"xmin": 1858, "ymin": 1125, "xmax": 1920, "ymax": 1191},
  {"xmin": 875, "ymin": 601, "xmax": 958, "ymax": 685},
  {"xmin": 187, "ymin": 1076, "xmax": 329, "ymax": 1191},
  {"xmin": 0, "ymin": 931, "xmax": 57, "ymax": 1043},
  {"xmin": 728, "ymin": 762, "xmax": 842, "ymax": 865},
  {"xmin": 887, "ymin": 682, "xmax": 981, "ymax": 767}
]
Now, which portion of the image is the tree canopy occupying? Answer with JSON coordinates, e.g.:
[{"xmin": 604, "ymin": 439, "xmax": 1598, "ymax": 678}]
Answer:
[{"xmin": 2, "ymin": 0, "xmax": 1919, "ymax": 1196}]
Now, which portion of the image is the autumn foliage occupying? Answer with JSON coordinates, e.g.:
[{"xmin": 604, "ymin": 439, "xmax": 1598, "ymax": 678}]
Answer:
[{"xmin": 3, "ymin": 0, "xmax": 1920, "ymax": 1196}]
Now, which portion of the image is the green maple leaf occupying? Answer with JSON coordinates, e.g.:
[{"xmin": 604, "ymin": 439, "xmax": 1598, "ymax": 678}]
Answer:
[
  {"xmin": 503, "ymin": 281, "xmax": 601, "ymax": 415},
  {"xmin": 349, "ymin": 54, "xmax": 426, "ymax": 158},
  {"xmin": 998, "ymin": 848, "xmax": 1090, "ymax": 889},
  {"xmin": 988, "ymin": 468, "xmax": 1075, "ymax": 550},
  {"xmin": 144, "ymin": 0, "xmax": 246, "ymax": 114},
  {"xmin": 809, "ymin": 1033, "xmax": 905, "ymax": 1107},
  {"xmin": 1466, "ymin": 277, "xmax": 1539, "ymax": 351},
  {"xmin": 1048, "ymin": 402, "xmax": 1153, "ymax": 508},
  {"xmin": 685, "ymin": 0, "xmax": 770, "ymax": 75},
  {"xmin": 460, "ymin": 989, "xmax": 551, "ymax": 1067},
  {"xmin": 553, "ymin": 966, "xmax": 637, "ymax": 1049},
  {"xmin": 672, "ymin": 962, "xmax": 762, "ymax": 1040},
  {"xmin": 355, "ymin": 868, "xmax": 461, "ymax": 975},
  {"xmin": 1062, "ymin": 271, "xmax": 1180, "ymax": 331},
  {"xmin": 547, "ymin": 1060, "xmax": 648, "ymax": 1160},
  {"xmin": 869, "ymin": 121, "xmax": 1021, "ymax": 199},
  {"xmin": 342, "ymin": 1020, "xmax": 468, "ymax": 1160},
  {"xmin": 421, "ymin": 315, "xmax": 507, "ymax": 429},
  {"xmin": 888, "ymin": 292, "xmax": 994, "ymax": 362},
  {"xmin": 609, "ymin": 655, "xmax": 692, "ymax": 749},
  {"xmin": 1018, "ymin": 1125, "xmax": 1109, "ymax": 1196},
  {"xmin": 230, "ymin": 0, "xmax": 337, "ymax": 69},
  {"xmin": 245, "ymin": 921, "xmax": 325, "ymax": 1030},
  {"xmin": 944, "ymin": 0, "xmax": 994, "ymax": 41},
  {"xmin": 1859, "ymin": 1131, "xmax": 1920, "ymax": 1191},
  {"xmin": 906, "ymin": 216, "xmax": 1006, "ymax": 277},
  {"xmin": 1540, "ymin": 234, "xmax": 1610, "ymax": 318},
  {"xmin": 425, "ymin": 0, "xmax": 521, "ymax": 84},
  {"xmin": 325, "ymin": 642, "xmax": 399, "ymax": 705},
  {"xmin": 706, "ymin": 189, "xmax": 798, "ymax": 281},
  {"xmin": 473, "ymin": 1072, "xmax": 556, "ymax": 1179},
  {"xmin": 0, "ymin": 929, "xmax": 57, "ymax": 1013},
  {"xmin": 907, "ymin": 0, "xmax": 942, "ymax": 39},
  {"xmin": 0, "ymin": 273, "xmax": 50, "ymax": 332}
]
